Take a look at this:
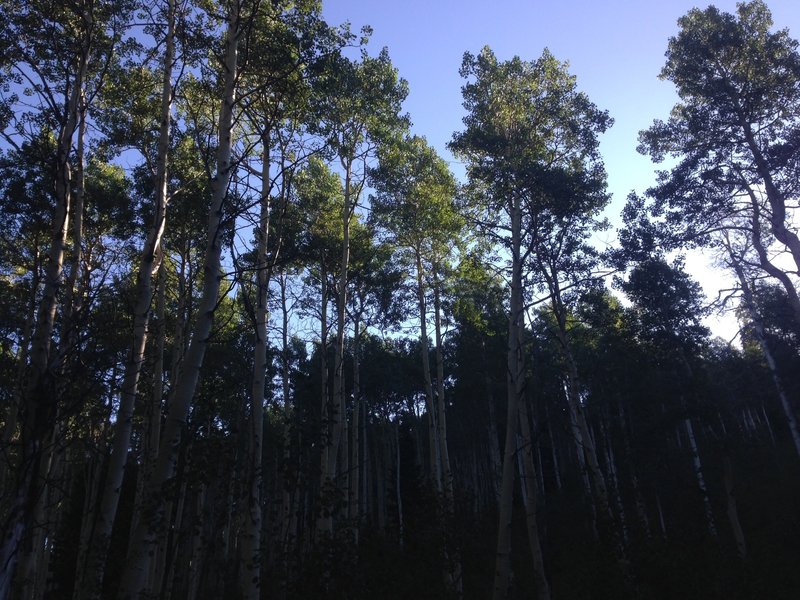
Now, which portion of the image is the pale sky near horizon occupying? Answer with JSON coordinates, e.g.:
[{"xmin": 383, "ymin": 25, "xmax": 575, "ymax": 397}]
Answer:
[{"xmin": 321, "ymin": 0, "xmax": 800, "ymax": 342}]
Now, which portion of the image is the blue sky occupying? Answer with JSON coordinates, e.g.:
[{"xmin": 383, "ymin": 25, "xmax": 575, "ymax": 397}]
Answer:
[{"xmin": 322, "ymin": 0, "xmax": 800, "ymax": 340}]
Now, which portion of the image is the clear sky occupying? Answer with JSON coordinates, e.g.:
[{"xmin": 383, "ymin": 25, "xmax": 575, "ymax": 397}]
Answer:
[{"xmin": 321, "ymin": 0, "xmax": 800, "ymax": 341}]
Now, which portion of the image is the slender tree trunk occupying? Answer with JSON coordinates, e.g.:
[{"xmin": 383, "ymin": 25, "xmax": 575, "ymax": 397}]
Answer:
[
  {"xmin": 604, "ymin": 427, "xmax": 629, "ymax": 547},
  {"xmin": 186, "ymin": 485, "xmax": 207, "ymax": 600},
  {"xmin": 518, "ymin": 400, "xmax": 551, "ymax": 600},
  {"xmin": 59, "ymin": 96, "xmax": 88, "ymax": 361},
  {"xmin": 414, "ymin": 251, "xmax": 441, "ymax": 490},
  {"xmin": 375, "ymin": 432, "xmax": 387, "ymax": 533},
  {"xmin": 684, "ymin": 418, "xmax": 717, "ymax": 538},
  {"xmin": 349, "ymin": 315, "xmax": 362, "ymax": 543},
  {"xmin": 117, "ymin": 5, "xmax": 240, "ymax": 596},
  {"xmin": 722, "ymin": 455, "xmax": 747, "ymax": 559},
  {"xmin": 279, "ymin": 272, "xmax": 295, "ymax": 558},
  {"xmin": 433, "ymin": 268, "xmax": 454, "ymax": 501},
  {"xmin": 0, "ymin": 251, "xmax": 40, "ymax": 489},
  {"xmin": 492, "ymin": 193, "xmax": 523, "ymax": 600},
  {"xmin": 15, "ymin": 426, "xmax": 58, "ymax": 600},
  {"xmin": 17, "ymin": 92, "xmax": 88, "ymax": 600},
  {"xmin": 72, "ymin": 401, "xmax": 110, "ymax": 598},
  {"xmin": 618, "ymin": 399, "xmax": 650, "ymax": 538},
  {"xmin": 361, "ymin": 418, "xmax": 370, "ymax": 526},
  {"xmin": 330, "ymin": 162, "xmax": 353, "ymax": 490},
  {"xmin": 131, "ymin": 256, "xmax": 167, "ymax": 540},
  {"xmin": 240, "ymin": 132, "xmax": 271, "ymax": 600},
  {"xmin": 760, "ymin": 404, "xmax": 777, "ymax": 446},
  {"xmin": 726, "ymin": 242, "xmax": 800, "ymax": 459},
  {"xmin": 395, "ymin": 422, "xmax": 404, "ymax": 548},
  {"xmin": 0, "ymin": 36, "xmax": 88, "ymax": 600},
  {"xmin": 554, "ymin": 309, "xmax": 613, "ymax": 526},
  {"xmin": 567, "ymin": 384, "xmax": 596, "ymax": 532},
  {"xmin": 545, "ymin": 404, "xmax": 562, "ymax": 492},
  {"xmin": 73, "ymin": 6, "xmax": 175, "ymax": 596},
  {"xmin": 482, "ymin": 340, "xmax": 502, "ymax": 500},
  {"xmin": 155, "ymin": 453, "xmax": 189, "ymax": 600},
  {"xmin": 433, "ymin": 266, "xmax": 462, "ymax": 598},
  {"xmin": 655, "ymin": 493, "xmax": 667, "ymax": 539},
  {"xmin": 172, "ymin": 240, "xmax": 190, "ymax": 382},
  {"xmin": 317, "ymin": 260, "xmax": 332, "ymax": 538}
]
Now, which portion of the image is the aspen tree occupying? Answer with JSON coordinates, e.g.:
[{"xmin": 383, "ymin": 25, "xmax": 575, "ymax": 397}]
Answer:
[
  {"xmin": 117, "ymin": 2, "xmax": 247, "ymax": 595},
  {"xmin": 451, "ymin": 47, "xmax": 609, "ymax": 600}
]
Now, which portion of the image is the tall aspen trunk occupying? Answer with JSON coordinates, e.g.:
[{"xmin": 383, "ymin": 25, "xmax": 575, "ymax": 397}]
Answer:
[
  {"xmin": 760, "ymin": 404, "xmax": 777, "ymax": 446},
  {"xmin": 615, "ymin": 398, "xmax": 650, "ymax": 538},
  {"xmin": 154, "ymin": 453, "xmax": 189, "ymax": 600},
  {"xmin": 240, "ymin": 132, "xmax": 271, "ymax": 600},
  {"xmin": 726, "ymin": 243, "xmax": 800, "ymax": 458},
  {"xmin": 0, "ymin": 35, "xmax": 88, "ymax": 600},
  {"xmin": 395, "ymin": 423, "xmax": 404, "ymax": 548},
  {"xmin": 172, "ymin": 240, "xmax": 190, "ymax": 381},
  {"xmin": 330, "ymin": 162, "xmax": 353, "ymax": 491},
  {"xmin": 567, "ymin": 387, "xmax": 596, "ymax": 532},
  {"xmin": 72, "ymin": 397, "xmax": 111, "ymax": 598},
  {"xmin": 339, "ymin": 394, "xmax": 350, "ymax": 525},
  {"xmin": 655, "ymin": 493, "xmax": 667, "ymax": 539},
  {"xmin": 482, "ymin": 340, "xmax": 502, "ymax": 500},
  {"xmin": 433, "ymin": 267, "xmax": 462, "ymax": 598},
  {"xmin": 554, "ymin": 311, "xmax": 613, "ymax": 524},
  {"xmin": 279, "ymin": 272, "xmax": 295, "ymax": 555},
  {"xmin": 0, "ymin": 250, "xmax": 39, "ymax": 490},
  {"xmin": 117, "ymin": 5, "xmax": 240, "ymax": 596},
  {"xmin": 17, "ymin": 93, "xmax": 88, "ymax": 600},
  {"xmin": 317, "ymin": 260, "xmax": 332, "ymax": 537},
  {"xmin": 131, "ymin": 257, "xmax": 167, "ymax": 541},
  {"xmin": 360, "ymin": 394, "xmax": 369, "ymax": 526},
  {"xmin": 722, "ymin": 456, "xmax": 747, "ymax": 559},
  {"xmin": 185, "ymin": 485, "xmax": 207, "ymax": 600},
  {"xmin": 604, "ymin": 427, "xmax": 629, "ymax": 547},
  {"xmin": 552, "ymin": 300, "xmax": 636, "ymax": 590},
  {"xmin": 545, "ymin": 404, "xmax": 562, "ymax": 492},
  {"xmin": 221, "ymin": 466, "xmax": 237, "ymax": 564},
  {"xmin": 414, "ymin": 251, "xmax": 441, "ymax": 489},
  {"xmin": 517, "ymin": 400, "xmax": 551, "ymax": 600},
  {"xmin": 684, "ymin": 418, "xmax": 717, "ymax": 537},
  {"xmin": 349, "ymin": 315, "xmax": 362, "ymax": 542},
  {"xmin": 16, "ymin": 425, "xmax": 59, "ymax": 600},
  {"xmin": 374, "ymin": 433, "xmax": 386, "ymax": 533},
  {"xmin": 433, "ymin": 269, "xmax": 454, "ymax": 501},
  {"xmin": 557, "ymin": 330, "xmax": 632, "ymax": 587},
  {"xmin": 535, "ymin": 439, "xmax": 546, "ymax": 498},
  {"xmin": 59, "ymin": 97, "xmax": 88, "ymax": 358},
  {"xmin": 492, "ymin": 192, "xmax": 523, "ymax": 600},
  {"xmin": 73, "ymin": 5, "xmax": 175, "ymax": 596}
]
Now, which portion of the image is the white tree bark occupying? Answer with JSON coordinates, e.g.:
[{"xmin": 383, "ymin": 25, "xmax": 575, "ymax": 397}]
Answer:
[
  {"xmin": 0, "ymin": 26, "xmax": 87, "ymax": 600},
  {"xmin": 727, "ymin": 243, "xmax": 800, "ymax": 459},
  {"xmin": 117, "ymin": 3, "xmax": 241, "ymax": 596},
  {"xmin": 684, "ymin": 418, "xmax": 717, "ymax": 538},
  {"xmin": 518, "ymin": 400, "xmax": 552, "ymax": 600},
  {"xmin": 414, "ymin": 251, "xmax": 442, "ymax": 490},
  {"xmin": 492, "ymin": 192, "xmax": 523, "ymax": 600},
  {"xmin": 72, "ymin": 4, "xmax": 175, "ymax": 596},
  {"xmin": 239, "ymin": 133, "xmax": 271, "ymax": 600}
]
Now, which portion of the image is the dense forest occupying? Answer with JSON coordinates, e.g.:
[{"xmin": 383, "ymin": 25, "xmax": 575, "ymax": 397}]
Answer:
[{"xmin": 1, "ymin": 0, "xmax": 800, "ymax": 598}]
